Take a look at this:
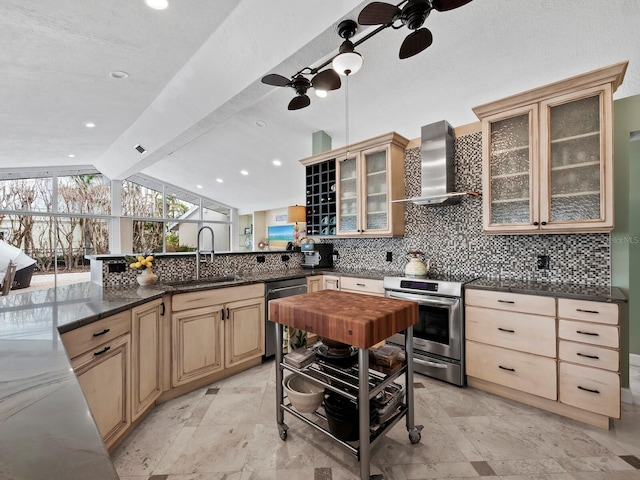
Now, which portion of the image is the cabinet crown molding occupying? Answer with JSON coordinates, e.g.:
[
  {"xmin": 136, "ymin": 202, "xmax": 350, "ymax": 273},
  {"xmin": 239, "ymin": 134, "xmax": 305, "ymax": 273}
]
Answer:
[
  {"xmin": 472, "ymin": 61, "xmax": 628, "ymax": 120},
  {"xmin": 299, "ymin": 131, "xmax": 409, "ymax": 166}
]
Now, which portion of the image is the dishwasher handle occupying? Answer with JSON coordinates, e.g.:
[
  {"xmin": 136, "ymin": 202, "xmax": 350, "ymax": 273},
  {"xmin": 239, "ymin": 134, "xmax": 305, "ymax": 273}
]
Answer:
[{"xmin": 266, "ymin": 285, "xmax": 307, "ymax": 299}]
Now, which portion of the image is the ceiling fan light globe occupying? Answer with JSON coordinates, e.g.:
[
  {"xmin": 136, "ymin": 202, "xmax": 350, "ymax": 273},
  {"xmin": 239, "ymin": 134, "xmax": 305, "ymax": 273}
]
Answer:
[
  {"xmin": 332, "ymin": 52, "xmax": 363, "ymax": 76},
  {"xmin": 315, "ymin": 89, "xmax": 328, "ymax": 98}
]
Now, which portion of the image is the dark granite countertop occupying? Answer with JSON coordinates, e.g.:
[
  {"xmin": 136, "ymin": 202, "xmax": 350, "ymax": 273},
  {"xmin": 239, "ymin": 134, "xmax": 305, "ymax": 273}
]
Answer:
[
  {"xmin": 466, "ymin": 278, "xmax": 627, "ymax": 303},
  {"xmin": 0, "ymin": 266, "xmax": 397, "ymax": 479}
]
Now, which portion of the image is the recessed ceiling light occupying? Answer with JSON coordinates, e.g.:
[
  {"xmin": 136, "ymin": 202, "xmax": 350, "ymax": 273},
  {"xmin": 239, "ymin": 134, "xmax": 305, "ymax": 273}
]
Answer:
[
  {"xmin": 216, "ymin": 178, "xmax": 223, "ymax": 183},
  {"xmin": 240, "ymin": 170, "xmax": 249, "ymax": 176},
  {"xmin": 109, "ymin": 71, "xmax": 129, "ymax": 79},
  {"xmin": 196, "ymin": 184, "xmax": 203, "ymax": 189},
  {"xmin": 68, "ymin": 154, "xmax": 75, "ymax": 158},
  {"xmin": 272, "ymin": 159, "xmax": 282, "ymax": 166},
  {"xmin": 255, "ymin": 120, "xmax": 266, "ymax": 127},
  {"xmin": 145, "ymin": 0, "xmax": 168, "ymax": 10},
  {"xmin": 85, "ymin": 122, "xmax": 95, "ymax": 128}
]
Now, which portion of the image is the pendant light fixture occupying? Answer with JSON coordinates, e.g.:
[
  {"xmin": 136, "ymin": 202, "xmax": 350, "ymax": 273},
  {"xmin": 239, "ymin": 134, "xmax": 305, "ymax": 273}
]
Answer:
[{"xmin": 331, "ymin": 20, "xmax": 363, "ymax": 77}]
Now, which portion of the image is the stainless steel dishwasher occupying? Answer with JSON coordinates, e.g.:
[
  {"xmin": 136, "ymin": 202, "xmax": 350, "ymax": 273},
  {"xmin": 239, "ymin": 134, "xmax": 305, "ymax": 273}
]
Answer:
[{"xmin": 264, "ymin": 278, "xmax": 308, "ymax": 358}]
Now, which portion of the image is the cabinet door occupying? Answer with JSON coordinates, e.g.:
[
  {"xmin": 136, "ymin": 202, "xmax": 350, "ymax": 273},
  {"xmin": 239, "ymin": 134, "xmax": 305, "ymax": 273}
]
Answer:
[
  {"xmin": 72, "ymin": 334, "xmax": 131, "ymax": 449},
  {"xmin": 131, "ymin": 299, "xmax": 163, "ymax": 420},
  {"xmin": 306, "ymin": 275, "xmax": 324, "ymax": 292},
  {"xmin": 539, "ymin": 85, "xmax": 613, "ymax": 230},
  {"xmin": 337, "ymin": 154, "xmax": 360, "ymax": 234},
  {"xmin": 224, "ymin": 297, "xmax": 265, "ymax": 369},
  {"xmin": 482, "ymin": 104, "xmax": 539, "ymax": 232},
  {"xmin": 362, "ymin": 146, "xmax": 390, "ymax": 233},
  {"xmin": 172, "ymin": 305, "xmax": 224, "ymax": 387}
]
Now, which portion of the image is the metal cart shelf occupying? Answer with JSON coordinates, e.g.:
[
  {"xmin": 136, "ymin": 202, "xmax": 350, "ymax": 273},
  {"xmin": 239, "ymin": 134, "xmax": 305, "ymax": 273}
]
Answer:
[{"xmin": 274, "ymin": 322, "xmax": 423, "ymax": 480}]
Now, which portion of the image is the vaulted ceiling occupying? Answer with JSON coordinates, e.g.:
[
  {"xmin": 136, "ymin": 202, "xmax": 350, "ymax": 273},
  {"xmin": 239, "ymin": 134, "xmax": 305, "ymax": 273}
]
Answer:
[{"xmin": 2, "ymin": 0, "xmax": 639, "ymax": 213}]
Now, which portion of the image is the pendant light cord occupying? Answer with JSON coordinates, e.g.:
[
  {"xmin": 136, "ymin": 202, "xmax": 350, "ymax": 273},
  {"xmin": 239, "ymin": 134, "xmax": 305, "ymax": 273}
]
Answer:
[{"xmin": 345, "ymin": 73, "xmax": 350, "ymax": 157}]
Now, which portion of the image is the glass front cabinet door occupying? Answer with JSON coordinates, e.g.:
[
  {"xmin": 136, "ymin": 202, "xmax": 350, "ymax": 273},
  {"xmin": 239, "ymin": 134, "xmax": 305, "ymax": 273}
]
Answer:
[{"xmin": 475, "ymin": 62, "xmax": 625, "ymax": 234}]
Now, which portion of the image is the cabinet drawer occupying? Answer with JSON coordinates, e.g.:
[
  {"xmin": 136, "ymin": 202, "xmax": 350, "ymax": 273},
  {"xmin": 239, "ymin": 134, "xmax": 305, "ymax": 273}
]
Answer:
[
  {"xmin": 466, "ymin": 306, "xmax": 556, "ymax": 357},
  {"xmin": 558, "ymin": 298, "xmax": 618, "ymax": 325},
  {"xmin": 61, "ymin": 310, "xmax": 131, "ymax": 360},
  {"xmin": 558, "ymin": 340, "xmax": 619, "ymax": 372},
  {"xmin": 465, "ymin": 289, "xmax": 555, "ymax": 316},
  {"xmin": 558, "ymin": 319, "xmax": 619, "ymax": 348},
  {"xmin": 466, "ymin": 340, "xmax": 557, "ymax": 400},
  {"xmin": 339, "ymin": 276, "xmax": 385, "ymax": 295},
  {"xmin": 172, "ymin": 283, "xmax": 264, "ymax": 311},
  {"xmin": 559, "ymin": 362, "xmax": 620, "ymax": 418}
]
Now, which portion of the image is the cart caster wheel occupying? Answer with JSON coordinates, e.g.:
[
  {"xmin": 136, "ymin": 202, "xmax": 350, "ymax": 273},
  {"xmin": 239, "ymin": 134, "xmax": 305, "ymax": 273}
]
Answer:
[
  {"xmin": 278, "ymin": 423, "xmax": 288, "ymax": 441},
  {"xmin": 409, "ymin": 431, "xmax": 421, "ymax": 444},
  {"xmin": 279, "ymin": 430, "xmax": 288, "ymax": 441}
]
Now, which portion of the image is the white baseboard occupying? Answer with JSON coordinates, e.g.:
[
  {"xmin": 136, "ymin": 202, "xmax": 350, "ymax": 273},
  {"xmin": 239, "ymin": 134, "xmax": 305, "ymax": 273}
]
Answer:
[
  {"xmin": 621, "ymin": 388, "xmax": 634, "ymax": 405},
  {"xmin": 630, "ymin": 353, "xmax": 640, "ymax": 367}
]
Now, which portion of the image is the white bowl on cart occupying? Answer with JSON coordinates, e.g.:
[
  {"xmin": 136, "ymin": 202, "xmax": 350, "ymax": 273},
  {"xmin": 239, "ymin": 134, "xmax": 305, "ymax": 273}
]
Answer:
[{"xmin": 283, "ymin": 374, "xmax": 324, "ymax": 413}]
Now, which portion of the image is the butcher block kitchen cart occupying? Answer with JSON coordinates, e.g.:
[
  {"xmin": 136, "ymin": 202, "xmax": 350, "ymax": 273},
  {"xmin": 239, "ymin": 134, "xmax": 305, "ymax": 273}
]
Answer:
[{"xmin": 268, "ymin": 290, "xmax": 421, "ymax": 480}]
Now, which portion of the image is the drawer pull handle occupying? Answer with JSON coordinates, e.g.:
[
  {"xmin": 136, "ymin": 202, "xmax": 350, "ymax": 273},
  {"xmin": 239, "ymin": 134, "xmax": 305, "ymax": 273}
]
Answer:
[
  {"xmin": 577, "ymin": 352, "xmax": 600, "ymax": 360},
  {"xmin": 498, "ymin": 327, "xmax": 515, "ymax": 333},
  {"xmin": 576, "ymin": 308, "xmax": 599, "ymax": 314},
  {"xmin": 576, "ymin": 330, "xmax": 599, "ymax": 336},
  {"xmin": 356, "ymin": 283, "xmax": 366, "ymax": 287},
  {"xmin": 498, "ymin": 365, "xmax": 515, "ymax": 372},
  {"xmin": 226, "ymin": 308, "xmax": 230, "ymax": 319},
  {"xmin": 92, "ymin": 328, "xmax": 110, "ymax": 337},
  {"xmin": 577, "ymin": 385, "xmax": 600, "ymax": 394},
  {"xmin": 497, "ymin": 300, "xmax": 515, "ymax": 304},
  {"xmin": 221, "ymin": 308, "xmax": 225, "ymax": 320},
  {"xmin": 93, "ymin": 346, "xmax": 111, "ymax": 356}
]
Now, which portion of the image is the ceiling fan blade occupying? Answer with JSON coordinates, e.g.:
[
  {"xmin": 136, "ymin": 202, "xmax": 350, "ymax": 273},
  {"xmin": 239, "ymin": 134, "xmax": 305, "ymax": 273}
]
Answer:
[
  {"xmin": 288, "ymin": 95, "xmax": 311, "ymax": 110},
  {"xmin": 399, "ymin": 28, "xmax": 433, "ymax": 59},
  {"xmin": 262, "ymin": 73, "xmax": 291, "ymax": 87},
  {"xmin": 358, "ymin": 1, "xmax": 400, "ymax": 25},
  {"xmin": 311, "ymin": 69, "xmax": 341, "ymax": 91},
  {"xmin": 432, "ymin": 0, "xmax": 473, "ymax": 11}
]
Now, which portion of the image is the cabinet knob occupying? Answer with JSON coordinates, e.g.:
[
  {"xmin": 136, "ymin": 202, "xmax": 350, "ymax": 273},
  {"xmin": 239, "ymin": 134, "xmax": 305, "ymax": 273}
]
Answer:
[
  {"xmin": 541, "ymin": 221, "xmax": 547, "ymax": 226},
  {"xmin": 533, "ymin": 221, "xmax": 539, "ymax": 226}
]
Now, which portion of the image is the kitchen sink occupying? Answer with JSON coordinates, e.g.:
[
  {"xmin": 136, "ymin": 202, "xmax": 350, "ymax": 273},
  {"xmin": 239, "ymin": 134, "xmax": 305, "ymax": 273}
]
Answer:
[{"xmin": 165, "ymin": 276, "xmax": 245, "ymax": 287}]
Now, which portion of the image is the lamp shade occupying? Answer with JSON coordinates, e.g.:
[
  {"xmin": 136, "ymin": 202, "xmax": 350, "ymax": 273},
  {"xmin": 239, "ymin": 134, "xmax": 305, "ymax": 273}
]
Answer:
[
  {"xmin": 287, "ymin": 205, "xmax": 306, "ymax": 223},
  {"xmin": 332, "ymin": 51, "xmax": 363, "ymax": 76}
]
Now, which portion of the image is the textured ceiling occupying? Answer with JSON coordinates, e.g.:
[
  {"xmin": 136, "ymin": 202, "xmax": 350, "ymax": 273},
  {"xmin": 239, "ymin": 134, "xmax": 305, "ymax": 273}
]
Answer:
[{"xmin": 1, "ymin": 0, "xmax": 639, "ymax": 213}]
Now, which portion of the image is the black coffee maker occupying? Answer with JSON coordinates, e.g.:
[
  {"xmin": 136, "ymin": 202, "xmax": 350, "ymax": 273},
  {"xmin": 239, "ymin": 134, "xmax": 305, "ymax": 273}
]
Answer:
[{"xmin": 301, "ymin": 243, "xmax": 333, "ymax": 269}]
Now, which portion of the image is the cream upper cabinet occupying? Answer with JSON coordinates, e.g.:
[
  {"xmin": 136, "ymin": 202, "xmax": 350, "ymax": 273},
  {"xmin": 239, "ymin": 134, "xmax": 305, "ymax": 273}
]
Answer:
[
  {"xmin": 300, "ymin": 132, "xmax": 408, "ymax": 238},
  {"xmin": 473, "ymin": 61, "xmax": 627, "ymax": 234}
]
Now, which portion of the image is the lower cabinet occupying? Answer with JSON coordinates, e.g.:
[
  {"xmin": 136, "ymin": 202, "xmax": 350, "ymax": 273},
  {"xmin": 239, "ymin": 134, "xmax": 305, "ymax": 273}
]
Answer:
[
  {"xmin": 306, "ymin": 275, "xmax": 323, "ymax": 292},
  {"xmin": 131, "ymin": 298, "xmax": 164, "ymax": 420},
  {"xmin": 171, "ymin": 284, "xmax": 264, "ymax": 388},
  {"xmin": 323, "ymin": 275, "xmax": 340, "ymax": 290},
  {"xmin": 72, "ymin": 333, "xmax": 131, "ymax": 449},
  {"xmin": 339, "ymin": 276, "xmax": 385, "ymax": 296},
  {"xmin": 465, "ymin": 289, "xmax": 621, "ymax": 429}
]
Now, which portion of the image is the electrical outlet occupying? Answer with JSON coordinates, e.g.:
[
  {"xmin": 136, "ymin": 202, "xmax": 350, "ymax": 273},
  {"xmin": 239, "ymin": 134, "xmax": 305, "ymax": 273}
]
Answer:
[
  {"xmin": 108, "ymin": 263, "xmax": 126, "ymax": 273},
  {"xmin": 281, "ymin": 254, "xmax": 290, "ymax": 262},
  {"xmin": 256, "ymin": 255, "xmax": 265, "ymax": 263},
  {"xmin": 386, "ymin": 251, "xmax": 393, "ymax": 262},
  {"xmin": 537, "ymin": 255, "xmax": 550, "ymax": 270}
]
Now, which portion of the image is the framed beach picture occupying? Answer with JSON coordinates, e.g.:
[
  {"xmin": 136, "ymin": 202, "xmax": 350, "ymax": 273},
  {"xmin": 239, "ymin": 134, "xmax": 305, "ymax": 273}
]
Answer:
[{"xmin": 267, "ymin": 224, "xmax": 295, "ymax": 249}]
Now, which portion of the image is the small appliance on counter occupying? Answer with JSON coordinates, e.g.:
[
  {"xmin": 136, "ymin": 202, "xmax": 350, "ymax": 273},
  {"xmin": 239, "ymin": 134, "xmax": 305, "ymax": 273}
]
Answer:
[{"xmin": 301, "ymin": 242, "xmax": 333, "ymax": 269}]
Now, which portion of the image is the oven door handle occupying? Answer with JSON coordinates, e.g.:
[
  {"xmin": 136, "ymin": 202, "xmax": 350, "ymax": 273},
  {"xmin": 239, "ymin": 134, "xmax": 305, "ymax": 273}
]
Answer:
[
  {"xmin": 413, "ymin": 357, "xmax": 448, "ymax": 369},
  {"xmin": 386, "ymin": 291, "xmax": 458, "ymax": 307}
]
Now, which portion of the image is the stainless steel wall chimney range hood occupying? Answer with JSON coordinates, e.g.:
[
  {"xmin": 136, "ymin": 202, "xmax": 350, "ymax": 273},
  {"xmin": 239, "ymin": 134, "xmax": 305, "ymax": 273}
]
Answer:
[{"xmin": 393, "ymin": 119, "xmax": 467, "ymax": 206}]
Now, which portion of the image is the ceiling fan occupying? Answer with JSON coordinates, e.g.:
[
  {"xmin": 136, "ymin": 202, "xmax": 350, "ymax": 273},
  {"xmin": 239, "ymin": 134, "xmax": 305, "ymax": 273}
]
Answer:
[
  {"xmin": 261, "ymin": 69, "xmax": 341, "ymax": 110},
  {"xmin": 358, "ymin": 0, "xmax": 473, "ymax": 59}
]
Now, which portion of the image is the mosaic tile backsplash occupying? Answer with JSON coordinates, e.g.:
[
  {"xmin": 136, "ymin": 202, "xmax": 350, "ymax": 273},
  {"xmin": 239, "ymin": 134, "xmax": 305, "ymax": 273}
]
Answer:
[
  {"xmin": 326, "ymin": 132, "xmax": 611, "ymax": 286},
  {"xmin": 102, "ymin": 132, "xmax": 611, "ymax": 287}
]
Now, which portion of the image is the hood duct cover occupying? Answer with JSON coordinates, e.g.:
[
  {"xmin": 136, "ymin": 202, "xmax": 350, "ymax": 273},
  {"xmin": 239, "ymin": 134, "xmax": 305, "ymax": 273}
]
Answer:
[{"xmin": 393, "ymin": 119, "xmax": 467, "ymax": 206}]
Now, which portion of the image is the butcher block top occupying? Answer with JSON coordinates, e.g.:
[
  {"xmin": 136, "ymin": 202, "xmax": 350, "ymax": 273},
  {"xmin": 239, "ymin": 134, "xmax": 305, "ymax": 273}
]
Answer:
[{"xmin": 268, "ymin": 290, "xmax": 418, "ymax": 349}]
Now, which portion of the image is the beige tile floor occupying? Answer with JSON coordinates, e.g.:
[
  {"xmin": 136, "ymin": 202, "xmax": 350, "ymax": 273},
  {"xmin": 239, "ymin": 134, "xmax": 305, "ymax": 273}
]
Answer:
[{"xmin": 112, "ymin": 362, "xmax": 640, "ymax": 480}]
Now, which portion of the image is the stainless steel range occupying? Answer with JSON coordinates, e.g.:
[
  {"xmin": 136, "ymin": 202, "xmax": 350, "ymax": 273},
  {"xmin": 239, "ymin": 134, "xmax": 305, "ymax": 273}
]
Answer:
[{"xmin": 383, "ymin": 274, "xmax": 475, "ymax": 387}]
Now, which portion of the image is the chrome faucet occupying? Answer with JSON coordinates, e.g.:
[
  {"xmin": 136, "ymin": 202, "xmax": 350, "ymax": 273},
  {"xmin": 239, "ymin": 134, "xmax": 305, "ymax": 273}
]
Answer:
[{"xmin": 196, "ymin": 226, "xmax": 215, "ymax": 279}]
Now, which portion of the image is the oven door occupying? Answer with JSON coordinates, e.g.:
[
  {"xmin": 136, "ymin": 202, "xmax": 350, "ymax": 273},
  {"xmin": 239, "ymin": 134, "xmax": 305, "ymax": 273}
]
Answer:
[{"xmin": 386, "ymin": 290, "xmax": 462, "ymax": 361}]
